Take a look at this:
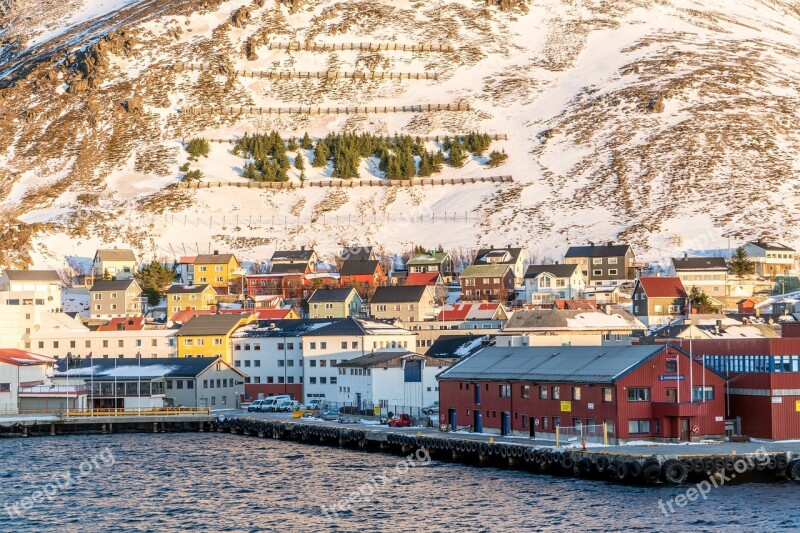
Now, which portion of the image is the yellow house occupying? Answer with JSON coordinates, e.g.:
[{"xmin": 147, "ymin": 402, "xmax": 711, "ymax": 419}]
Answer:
[
  {"xmin": 175, "ymin": 314, "xmax": 256, "ymax": 364},
  {"xmin": 193, "ymin": 251, "xmax": 242, "ymax": 294},
  {"xmin": 166, "ymin": 284, "xmax": 218, "ymax": 316}
]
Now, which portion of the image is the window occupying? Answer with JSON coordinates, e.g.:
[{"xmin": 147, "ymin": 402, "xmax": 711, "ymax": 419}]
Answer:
[
  {"xmin": 310, "ymin": 342, "xmax": 317, "ymax": 349},
  {"xmin": 553, "ymin": 416, "xmax": 560, "ymax": 428},
  {"xmin": 0, "ymin": 383, "xmax": 10, "ymax": 392},
  {"xmin": 309, "ymin": 377, "xmax": 317, "ymax": 384},
  {"xmin": 244, "ymin": 360, "xmax": 251, "ymax": 367},
  {"xmin": 692, "ymin": 386, "xmax": 715, "ymax": 401},
  {"xmin": 187, "ymin": 381, "xmax": 194, "ymax": 389},
  {"xmin": 351, "ymin": 342, "xmax": 358, "ymax": 349},
  {"xmin": 287, "ymin": 360, "xmax": 294, "ymax": 367},
  {"xmin": 320, "ymin": 377, "xmax": 327, "ymax": 384},
  {"xmin": 593, "ymin": 269, "xmax": 602, "ymax": 276},
  {"xmin": 320, "ymin": 342, "xmax": 327, "ymax": 349},
  {"xmin": 572, "ymin": 387, "xmax": 581, "ymax": 401},
  {"xmin": 628, "ymin": 420, "xmax": 651, "ymax": 434},
  {"xmin": 521, "ymin": 385, "xmax": 530, "ymax": 398},
  {"xmin": 103, "ymin": 340, "xmax": 109, "ymax": 348},
  {"xmin": 319, "ymin": 360, "xmax": 327, "ymax": 367},
  {"xmin": 286, "ymin": 343, "xmax": 292, "ymax": 350},
  {"xmin": 608, "ymin": 269, "xmax": 618, "ymax": 276},
  {"xmin": 330, "ymin": 377, "xmax": 337, "ymax": 384},
  {"xmin": 499, "ymin": 385, "xmax": 510, "ymax": 398},
  {"xmin": 85, "ymin": 340, "xmax": 91, "ymax": 348},
  {"xmin": 627, "ymin": 388, "xmax": 651, "ymax": 402},
  {"xmin": 278, "ymin": 343, "xmax": 284, "ymax": 350},
  {"xmin": 254, "ymin": 360, "xmax": 260, "ymax": 367},
  {"xmin": 176, "ymin": 380, "xmax": 184, "ymax": 389},
  {"xmin": 552, "ymin": 386, "xmax": 560, "ymax": 400},
  {"xmin": 602, "ymin": 388, "xmax": 613, "ymax": 402},
  {"xmin": 167, "ymin": 380, "xmax": 173, "ymax": 390},
  {"xmin": 310, "ymin": 360, "xmax": 316, "ymax": 367},
  {"xmin": 341, "ymin": 342, "xmax": 347, "ymax": 349},
  {"xmin": 234, "ymin": 361, "xmax": 241, "ymax": 367},
  {"xmin": 287, "ymin": 377, "xmax": 295, "ymax": 384},
  {"xmin": 666, "ymin": 360, "xmax": 677, "ymax": 373},
  {"xmin": 521, "ymin": 415, "xmax": 528, "ymax": 428},
  {"xmin": 608, "ymin": 257, "xmax": 618, "ymax": 264},
  {"xmin": 593, "ymin": 258, "xmax": 602, "ymax": 265},
  {"xmin": 539, "ymin": 386, "xmax": 548, "ymax": 399},
  {"xmin": 542, "ymin": 417, "xmax": 549, "ymax": 430}
]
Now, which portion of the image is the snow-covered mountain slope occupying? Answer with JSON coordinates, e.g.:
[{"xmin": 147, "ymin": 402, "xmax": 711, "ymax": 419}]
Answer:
[{"xmin": 2, "ymin": 0, "xmax": 800, "ymax": 268}]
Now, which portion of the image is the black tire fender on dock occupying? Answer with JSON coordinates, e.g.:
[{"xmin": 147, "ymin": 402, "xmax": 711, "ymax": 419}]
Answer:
[
  {"xmin": 723, "ymin": 457, "xmax": 736, "ymax": 472},
  {"xmin": 767, "ymin": 456, "xmax": 777, "ymax": 470},
  {"xmin": 713, "ymin": 457, "xmax": 725, "ymax": 472},
  {"xmin": 578, "ymin": 457, "xmax": 593, "ymax": 475},
  {"xmin": 614, "ymin": 461, "xmax": 628, "ymax": 481},
  {"xmin": 662, "ymin": 459, "xmax": 689, "ymax": 484},
  {"xmin": 776, "ymin": 455, "xmax": 789, "ymax": 470},
  {"xmin": 560, "ymin": 454, "xmax": 575, "ymax": 470},
  {"xmin": 786, "ymin": 459, "xmax": 800, "ymax": 481},
  {"xmin": 643, "ymin": 463, "xmax": 661, "ymax": 484},
  {"xmin": 691, "ymin": 458, "xmax": 705, "ymax": 473},
  {"xmin": 595, "ymin": 455, "xmax": 609, "ymax": 474},
  {"xmin": 480, "ymin": 442, "xmax": 489, "ymax": 455},
  {"xmin": 470, "ymin": 441, "xmax": 479, "ymax": 453},
  {"xmin": 523, "ymin": 449, "xmax": 534, "ymax": 463},
  {"xmin": 733, "ymin": 457, "xmax": 749, "ymax": 474},
  {"xmin": 627, "ymin": 461, "xmax": 643, "ymax": 479}
]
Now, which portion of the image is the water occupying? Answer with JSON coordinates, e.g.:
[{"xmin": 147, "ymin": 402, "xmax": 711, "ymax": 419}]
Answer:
[{"xmin": 0, "ymin": 433, "xmax": 798, "ymax": 532}]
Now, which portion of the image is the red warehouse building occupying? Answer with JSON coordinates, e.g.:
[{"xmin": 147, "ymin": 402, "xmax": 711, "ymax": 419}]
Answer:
[
  {"xmin": 437, "ymin": 344, "xmax": 726, "ymax": 443},
  {"xmin": 671, "ymin": 338, "xmax": 800, "ymax": 440}
]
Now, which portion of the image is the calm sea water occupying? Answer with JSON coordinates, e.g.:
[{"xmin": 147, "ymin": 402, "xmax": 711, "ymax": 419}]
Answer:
[{"xmin": 0, "ymin": 432, "xmax": 798, "ymax": 532}]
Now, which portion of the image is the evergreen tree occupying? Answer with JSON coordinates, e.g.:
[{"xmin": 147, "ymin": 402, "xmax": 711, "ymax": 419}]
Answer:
[
  {"xmin": 134, "ymin": 261, "xmax": 176, "ymax": 305},
  {"xmin": 300, "ymin": 132, "xmax": 314, "ymax": 150},
  {"xmin": 287, "ymin": 137, "xmax": 299, "ymax": 151},
  {"xmin": 418, "ymin": 152, "xmax": 432, "ymax": 177},
  {"xmin": 729, "ymin": 246, "xmax": 755, "ymax": 278},
  {"xmin": 447, "ymin": 139, "xmax": 467, "ymax": 168},
  {"xmin": 431, "ymin": 150, "xmax": 444, "ymax": 172},
  {"xmin": 312, "ymin": 140, "xmax": 330, "ymax": 167},
  {"xmin": 186, "ymin": 138, "xmax": 210, "ymax": 158},
  {"xmin": 487, "ymin": 149, "xmax": 508, "ymax": 168},
  {"xmin": 688, "ymin": 286, "xmax": 718, "ymax": 314},
  {"xmin": 295, "ymin": 153, "xmax": 305, "ymax": 171}
]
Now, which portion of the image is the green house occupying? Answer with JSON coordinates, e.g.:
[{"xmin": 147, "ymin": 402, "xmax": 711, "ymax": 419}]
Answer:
[{"xmin": 307, "ymin": 288, "xmax": 363, "ymax": 318}]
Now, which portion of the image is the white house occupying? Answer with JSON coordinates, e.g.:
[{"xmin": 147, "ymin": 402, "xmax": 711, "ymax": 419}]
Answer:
[
  {"xmin": 334, "ymin": 352, "xmax": 451, "ymax": 413},
  {"xmin": 92, "ymin": 248, "xmax": 138, "ymax": 280},
  {"xmin": 670, "ymin": 256, "xmax": 728, "ymax": 297},
  {"xmin": 523, "ymin": 263, "xmax": 585, "ymax": 305},
  {"xmin": 0, "ymin": 349, "xmax": 87, "ymax": 413},
  {"xmin": 0, "ymin": 270, "xmax": 63, "ymax": 312},
  {"xmin": 742, "ymin": 240, "xmax": 796, "ymax": 278}
]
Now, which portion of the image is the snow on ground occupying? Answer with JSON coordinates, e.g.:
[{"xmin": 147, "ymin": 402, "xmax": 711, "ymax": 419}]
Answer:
[{"xmin": 26, "ymin": 0, "xmax": 146, "ymax": 49}]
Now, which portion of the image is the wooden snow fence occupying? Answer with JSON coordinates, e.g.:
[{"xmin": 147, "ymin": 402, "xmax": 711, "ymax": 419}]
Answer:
[
  {"xmin": 177, "ymin": 176, "xmax": 512, "ymax": 189},
  {"xmin": 181, "ymin": 102, "xmax": 470, "ymax": 116}
]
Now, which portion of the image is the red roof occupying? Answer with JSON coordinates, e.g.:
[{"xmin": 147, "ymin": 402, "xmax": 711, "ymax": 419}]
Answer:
[
  {"xmin": 638, "ymin": 277, "xmax": 687, "ymax": 298},
  {"xmin": 96, "ymin": 317, "xmax": 145, "ymax": 331},
  {"xmin": 170, "ymin": 309, "xmax": 215, "ymax": 323},
  {"xmin": 179, "ymin": 256, "xmax": 196, "ymax": 264},
  {"xmin": 0, "ymin": 349, "xmax": 53, "ymax": 366},
  {"xmin": 554, "ymin": 299, "xmax": 597, "ymax": 310},
  {"xmin": 252, "ymin": 308, "xmax": 295, "ymax": 320},
  {"xmin": 405, "ymin": 272, "xmax": 440, "ymax": 286},
  {"xmin": 437, "ymin": 303, "xmax": 470, "ymax": 320}
]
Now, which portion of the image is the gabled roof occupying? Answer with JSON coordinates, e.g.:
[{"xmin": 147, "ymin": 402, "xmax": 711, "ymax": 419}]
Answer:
[
  {"xmin": 166, "ymin": 284, "xmax": 214, "ymax": 295},
  {"xmin": 176, "ymin": 314, "xmax": 250, "ymax": 336},
  {"xmin": 524, "ymin": 264, "xmax": 579, "ymax": 279},
  {"xmin": 53, "ymin": 357, "xmax": 241, "ymax": 379},
  {"xmin": 425, "ymin": 335, "xmax": 492, "ymax": 359},
  {"xmin": 436, "ymin": 303, "xmax": 507, "ymax": 321},
  {"xmin": 407, "ymin": 252, "xmax": 449, "ymax": 265},
  {"xmin": 460, "ymin": 264, "xmax": 513, "ymax": 278},
  {"xmin": 170, "ymin": 309, "xmax": 214, "ymax": 324},
  {"xmin": 194, "ymin": 253, "xmax": 237, "ymax": 264},
  {"xmin": 474, "ymin": 247, "xmax": 523, "ymax": 265},
  {"xmin": 90, "ymin": 279, "xmax": 140, "ymax": 292},
  {"xmin": 339, "ymin": 260, "xmax": 381, "ymax": 276},
  {"xmin": 96, "ymin": 317, "xmax": 145, "ymax": 331},
  {"xmin": 302, "ymin": 317, "xmax": 411, "ymax": 337},
  {"xmin": 405, "ymin": 272, "xmax": 441, "ymax": 286},
  {"xmin": 335, "ymin": 351, "xmax": 451, "ymax": 369},
  {"xmin": 95, "ymin": 249, "xmax": 136, "ymax": 262},
  {"xmin": 565, "ymin": 244, "xmax": 632, "ymax": 258},
  {"xmin": 637, "ymin": 277, "xmax": 687, "ymax": 298},
  {"xmin": 671, "ymin": 257, "xmax": 728, "ymax": 271},
  {"xmin": 250, "ymin": 308, "xmax": 296, "ymax": 320},
  {"xmin": 503, "ymin": 309, "xmax": 646, "ymax": 332},
  {"xmin": 554, "ymin": 299, "xmax": 597, "ymax": 310},
  {"xmin": 341, "ymin": 246, "xmax": 374, "ymax": 261},
  {"xmin": 0, "ymin": 349, "xmax": 53, "ymax": 366},
  {"xmin": 178, "ymin": 256, "xmax": 196, "ymax": 264},
  {"xmin": 2, "ymin": 270, "xmax": 62, "ymax": 282},
  {"xmin": 270, "ymin": 262, "xmax": 310, "ymax": 275},
  {"xmin": 437, "ymin": 345, "xmax": 667, "ymax": 383},
  {"xmin": 271, "ymin": 249, "xmax": 315, "ymax": 262},
  {"xmin": 747, "ymin": 241, "xmax": 795, "ymax": 252},
  {"xmin": 308, "ymin": 288, "xmax": 359, "ymax": 303},
  {"xmin": 371, "ymin": 285, "xmax": 429, "ymax": 303},
  {"xmin": 233, "ymin": 319, "xmax": 337, "ymax": 338}
]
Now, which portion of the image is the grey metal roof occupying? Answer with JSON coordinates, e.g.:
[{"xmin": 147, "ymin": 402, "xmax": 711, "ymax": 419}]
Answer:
[
  {"xmin": 524, "ymin": 263, "xmax": 579, "ymax": 278},
  {"xmin": 270, "ymin": 262, "xmax": 308, "ymax": 274},
  {"xmin": 437, "ymin": 345, "xmax": 665, "ymax": 383},
  {"xmin": 474, "ymin": 247, "xmax": 523, "ymax": 265},
  {"xmin": 564, "ymin": 244, "xmax": 632, "ymax": 258},
  {"xmin": 503, "ymin": 309, "xmax": 645, "ymax": 332},
  {"xmin": 54, "ymin": 357, "xmax": 231, "ymax": 379},
  {"xmin": 747, "ymin": 241, "xmax": 795, "ymax": 252},
  {"xmin": 95, "ymin": 249, "xmax": 136, "ymax": 262},
  {"xmin": 371, "ymin": 285, "xmax": 428, "ymax": 303},
  {"xmin": 175, "ymin": 314, "xmax": 247, "ymax": 336},
  {"xmin": 336, "ymin": 351, "xmax": 451, "ymax": 369},
  {"xmin": 307, "ymin": 288, "xmax": 359, "ymax": 303},
  {"xmin": 3, "ymin": 270, "xmax": 62, "ymax": 282},
  {"xmin": 166, "ymin": 284, "xmax": 213, "ymax": 294},
  {"xmin": 671, "ymin": 257, "xmax": 728, "ymax": 271},
  {"xmin": 271, "ymin": 249, "xmax": 315, "ymax": 261},
  {"xmin": 90, "ymin": 279, "xmax": 140, "ymax": 292},
  {"xmin": 339, "ymin": 260, "xmax": 380, "ymax": 276}
]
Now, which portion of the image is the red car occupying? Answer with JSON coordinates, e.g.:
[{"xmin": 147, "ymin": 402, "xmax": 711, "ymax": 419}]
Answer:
[{"xmin": 388, "ymin": 414, "xmax": 412, "ymax": 427}]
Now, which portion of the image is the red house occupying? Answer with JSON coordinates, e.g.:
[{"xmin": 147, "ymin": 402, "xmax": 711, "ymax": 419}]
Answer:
[
  {"xmin": 671, "ymin": 338, "xmax": 800, "ymax": 440},
  {"xmin": 339, "ymin": 260, "xmax": 387, "ymax": 287},
  {"xmin": 437, "ymin": 344, "xmax": 725, "ymax": 443}
]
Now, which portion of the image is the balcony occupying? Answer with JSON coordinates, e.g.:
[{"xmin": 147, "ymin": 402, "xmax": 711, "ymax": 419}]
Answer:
[{"xmin": 19, "ymin": 384, "xmax": 88, "ymax": 396}]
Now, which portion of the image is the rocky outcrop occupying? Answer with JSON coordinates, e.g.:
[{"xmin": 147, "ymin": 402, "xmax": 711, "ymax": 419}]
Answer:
[{"xmin": 230, "ymin": 6, "xmax": 252, "ymax": 28}]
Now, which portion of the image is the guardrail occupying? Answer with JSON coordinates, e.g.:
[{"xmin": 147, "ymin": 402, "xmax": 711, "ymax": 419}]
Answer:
[
  {"xmin": 63, "ymin": 407, "xmax": 211, "ymax": 417},
  {"xmin": 177, "ymin": 175, "xmax": 512, "ymax": 189},
  {"xmin": 182, "ymin": 102, "xmax": 470, "ymax": 116},
  {"xmin": 203, "ymin": 133, "xmax": 509, "ymax": 144}
]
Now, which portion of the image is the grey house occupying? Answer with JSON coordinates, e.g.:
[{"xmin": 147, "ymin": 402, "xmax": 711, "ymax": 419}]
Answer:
[
  {"xmin": 52, "ymin": 357, "xmax": 247, "ymax": 409},
  {"xmin": 89, "ymin": 279, "xmax": 143, "ymax": 319},
  {"xmin": 564, "ymin": 242, "xmax": 636, "ymax": 286}
]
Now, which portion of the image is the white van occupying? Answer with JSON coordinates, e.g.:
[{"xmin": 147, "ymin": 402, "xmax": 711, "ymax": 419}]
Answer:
[{"xmin": 259, "ymin": 395, "xmax": 292, "ymax": 412}]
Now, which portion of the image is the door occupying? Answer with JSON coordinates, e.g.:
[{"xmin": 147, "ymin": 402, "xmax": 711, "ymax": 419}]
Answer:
[
  {"xmin": 501, "ymin": 412, "xmax": 511, "ymax": 436},
  {"xmin": 666, "ymin": 388, "xmax": 677, "ymax": 404},
  {"xmin": 474, "ymin": 410, "xmax": 483, "ymax": 433},
  {"xmin": 529, "ymin": 416, "xmax": 536, "ymax": 439},
  {"xmin": 680, "ymin": 418, "xmax": 691, "ymax": 441},
  {"xmin": 449, "ymin": 409, "xmax": 457, "ymax": 431}
]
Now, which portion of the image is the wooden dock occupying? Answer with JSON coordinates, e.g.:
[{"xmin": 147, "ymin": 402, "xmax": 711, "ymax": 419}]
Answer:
[{"xmin": 215, "ymin": 417, "xmax": 800, "ymax": 486}]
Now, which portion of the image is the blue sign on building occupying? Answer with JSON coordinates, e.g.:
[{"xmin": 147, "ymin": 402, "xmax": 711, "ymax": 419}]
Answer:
[{"xmin": 659, "ymin": 374, "xmax": 685, "ymax": 381}]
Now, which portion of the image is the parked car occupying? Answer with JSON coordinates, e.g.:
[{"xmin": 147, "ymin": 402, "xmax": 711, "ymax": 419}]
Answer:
[
  {"xmin": 421, "ymin": 401, "xmax": 439, "ymax": 415},
  {"xmin": 259, "ymin": 395, "xmax": 292, "ymax": 412},
  {"xmin": 247, "ymin": 400, "xmax": 265, "ymax": 412},
  {"xmin": 305, "ymin": 399, "xmax": 328, "ymax": 410},
  {"xmin": 388, "ymin": 414, "xmax": 412, "ymax": 427}
]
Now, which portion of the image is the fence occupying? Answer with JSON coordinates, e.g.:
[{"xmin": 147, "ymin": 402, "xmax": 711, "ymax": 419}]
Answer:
[
  {"xmin": 285, "ymin": 400, "xmax": 432, "ymax": 421},
  {"xmin": 203, "ymin": 133, "xmax": 509, "ymax": 144},
  {"xmin": 555, "ymin": 424, "xmax": 611, "ymax": 447},
  {"xmin": 181, "ymin": 102, "xmax": 470, "ymax": 116},
  {"xmin": 176, "ymin": 175, "xmax": 512, "ymax": 189},
  {"xmin": 175, "ymin": 63, "xmax": 439, "ymax": 80},
  {"xmin": 263, "ymin": 42, "xmax": 454, "ymax": 52}
]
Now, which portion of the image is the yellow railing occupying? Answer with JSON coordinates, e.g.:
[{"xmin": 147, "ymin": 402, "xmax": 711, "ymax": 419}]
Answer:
[{"xmin": 63, "ymin": 407, "xmax": 211, "ymax": 418}]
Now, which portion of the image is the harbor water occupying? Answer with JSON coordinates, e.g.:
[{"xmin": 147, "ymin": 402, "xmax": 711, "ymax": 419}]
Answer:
[{"xmin": 0, "ymin": 433, "xmax": 798, "ymax": 532}]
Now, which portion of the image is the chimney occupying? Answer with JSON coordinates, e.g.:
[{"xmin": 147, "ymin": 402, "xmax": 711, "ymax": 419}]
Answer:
[
  {"xmin": 715, "ymin": 319, "xmax": 721, "ymax": 335},
  {"xmin": 683, "ymin": 253, "xmax": 688, "ymax": 260},
  {"xmin": 604, "ymin": 304, "xmax": 611, "ymax": 315},
  {"xmin": 589, "ymin": 241, "xmax": 594, "ymax": 247},
  {"xmin": 301, "ymin": 245, "xmax": 306, "ymax": 251},
  {"xmin": 607, "ymin": 241, "xmax": 613, "ymax": 247},
  {"xmin": 213, "ymin": 250, "xmax": 219, "ymax": 255},
  {"xmin": 555, "ymin": 261, "xmax": 559, "ymax": 265},
  {"xmin": 490, "ymin": 245, "xmax": 494, "ymax": 249}
]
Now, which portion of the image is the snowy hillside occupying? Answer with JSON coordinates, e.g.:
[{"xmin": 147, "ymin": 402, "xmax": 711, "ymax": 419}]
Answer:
[{"xmin": 2, "ymin": 0, "xmax": 800, "ymax": 268}]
